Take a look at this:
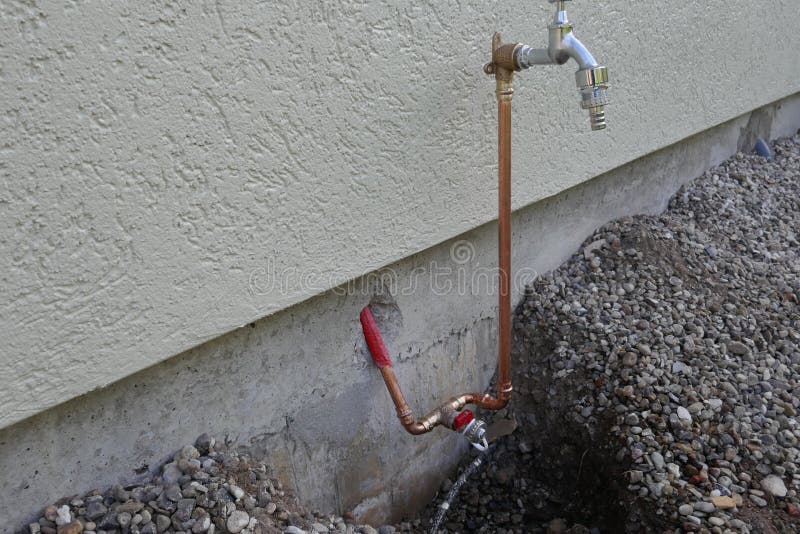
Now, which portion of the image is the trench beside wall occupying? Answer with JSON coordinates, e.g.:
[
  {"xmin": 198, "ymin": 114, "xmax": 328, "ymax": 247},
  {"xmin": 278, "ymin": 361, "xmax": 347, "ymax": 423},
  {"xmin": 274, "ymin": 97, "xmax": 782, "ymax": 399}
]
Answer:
[
  {"xmin": 3, "ymin": 1, "xmax": 800, "ymax": 431},
  {"xmin": 2, "ymin": 94, "xmax": 799, "ymax": 531}
]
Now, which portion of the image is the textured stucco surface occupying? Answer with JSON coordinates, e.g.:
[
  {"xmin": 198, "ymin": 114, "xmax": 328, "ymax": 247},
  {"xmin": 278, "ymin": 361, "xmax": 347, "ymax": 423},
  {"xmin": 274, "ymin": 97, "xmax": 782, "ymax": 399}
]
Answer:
[
  {"xmin": 2, "ymin": 95, "xmax": 799, "ymax": 531},
  {"xmin": 2, "ymin": 1, "xmax": 800, "ymax": 429}
]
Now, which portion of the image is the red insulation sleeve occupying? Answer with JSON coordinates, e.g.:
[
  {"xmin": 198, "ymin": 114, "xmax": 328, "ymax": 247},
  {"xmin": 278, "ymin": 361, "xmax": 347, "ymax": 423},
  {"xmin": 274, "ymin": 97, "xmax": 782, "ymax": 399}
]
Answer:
[{"xmin": 359, "ymin": 306, "xmax": 393, "ymax": 368}]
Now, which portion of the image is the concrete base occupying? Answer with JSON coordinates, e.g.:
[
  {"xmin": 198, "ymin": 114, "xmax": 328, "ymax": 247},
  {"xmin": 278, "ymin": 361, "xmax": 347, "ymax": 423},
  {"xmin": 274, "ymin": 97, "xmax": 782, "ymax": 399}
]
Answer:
[{"xmin": 2, "ymin": 93, "xmax": 799, "ymax": 531}]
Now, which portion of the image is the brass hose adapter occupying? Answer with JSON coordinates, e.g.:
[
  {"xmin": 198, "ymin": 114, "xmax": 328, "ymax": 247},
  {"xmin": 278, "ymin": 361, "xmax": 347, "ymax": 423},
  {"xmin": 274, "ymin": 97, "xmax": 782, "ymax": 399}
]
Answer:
[{"xmin": 483, "ymin": 33, "xmax": 522, "ymax": 103}]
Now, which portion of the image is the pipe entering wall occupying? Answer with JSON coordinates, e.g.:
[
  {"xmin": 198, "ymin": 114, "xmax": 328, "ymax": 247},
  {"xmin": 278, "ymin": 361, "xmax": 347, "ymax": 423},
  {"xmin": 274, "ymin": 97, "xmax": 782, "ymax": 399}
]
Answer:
[{"xmin": 360, "ymin": 0, "xmax": 609, "ymax": 449}]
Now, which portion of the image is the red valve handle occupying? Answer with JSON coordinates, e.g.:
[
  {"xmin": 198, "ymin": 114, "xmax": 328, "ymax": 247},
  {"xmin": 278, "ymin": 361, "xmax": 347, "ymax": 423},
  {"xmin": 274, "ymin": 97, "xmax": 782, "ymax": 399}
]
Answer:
[
  {"xmin": 360, "ymin": 306, "xmax": 393, "ymax": 369},
  {"xmin": 453, "ymin": 409, "xmax": 474, "ymax": 431}
]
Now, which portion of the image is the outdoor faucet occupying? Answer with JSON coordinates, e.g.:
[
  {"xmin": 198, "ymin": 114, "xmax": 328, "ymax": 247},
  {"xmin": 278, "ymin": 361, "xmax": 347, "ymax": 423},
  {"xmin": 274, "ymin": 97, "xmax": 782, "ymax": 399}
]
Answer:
[
  {"xmin": 359, "ymin": 0, "xmax": 611, "ymax": 445},
  {"xmin": 487, "ymin": 0, "xmax": 609, "ymax": 130}
]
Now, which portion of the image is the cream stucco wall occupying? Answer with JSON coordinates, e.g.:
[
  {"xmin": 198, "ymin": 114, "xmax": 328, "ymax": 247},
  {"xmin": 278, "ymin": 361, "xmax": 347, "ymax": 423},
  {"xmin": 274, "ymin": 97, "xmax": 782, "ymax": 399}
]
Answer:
[{"xmin": 2, "ymin": 0, "xmax": 800, "ymax": 429}]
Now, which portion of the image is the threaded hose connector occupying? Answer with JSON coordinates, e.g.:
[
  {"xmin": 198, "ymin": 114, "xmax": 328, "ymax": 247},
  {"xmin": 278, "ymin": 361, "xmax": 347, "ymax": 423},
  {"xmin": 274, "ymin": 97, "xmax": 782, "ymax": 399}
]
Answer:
[
  {"xmin": 576, "ymin": 66, "xmax": 609, "ymax": 132},
  {"xmin": 588, "ymin": 105, "xmax": 606, "ymax": 131}
]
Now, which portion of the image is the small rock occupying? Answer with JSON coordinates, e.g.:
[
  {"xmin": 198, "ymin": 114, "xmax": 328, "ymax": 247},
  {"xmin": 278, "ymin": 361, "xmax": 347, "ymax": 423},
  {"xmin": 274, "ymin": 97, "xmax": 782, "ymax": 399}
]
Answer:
[
  {"xmin": 226, "ymin": 511, "xmax": 250, "ymax": 534},
  {"xmin": 676, "ymin": 406, "xmax": 692, "ymax": 422},
  {"xmin": 192, "ymin": 517, "xmax": 211, "ymax": 533},
  {"xmin": 116, "ymin": 513, "xmax": 131, "ymax": 529},
  {"xmin": 761, "ymin": 475, "xmax": 788, "ymax": 497},
  {"xmin": 622, "ymin": 352, "xmax": 638, "ymax": 367},
  {"xmin": 161, "ymin": 463, "xmax": 183, "ymax": 485},
  {"xmin": 55, "ymin": 506, "xmax": 71, "ymax": 526},
  {"xmin": 228, "ymin": 485, "xmax": 245, "ymax": 500},
  {"xmin": 56, "ymin": 522, "xmax": 83, "ymax": 534},
  {"xmin": 694, "ymin": 502, "xmax": 714, "ymax": 513},
  {"xmin": 727, "ymin": 341, "xmax": 749, "ymax": 355},
  {"xmin": 156, "ymin": 515, "xmax": 171, "ymax": 533},
  {"xmin": 583, "ymin": 239, "xmax": 606, "ymax": 260},
  {"xmin": 650, "ymin": 452, "xmax": 665, "ymax": 470},
  {"xmin": 112, "ymin": 484, "xmax": 131, "ymax": 502},
  {"xmin": 85, "ymin": 502, "xmax": 107, "ymax": 521},
  {"xmin": 174, "ymin": 445, "xmax": 200, "ymax": 462},
  {"xmin": 164, "ymin": 484, "xmax": 182, "ymax": 502},
  {"xmin": 678, "ymin": 504, "xmax": 693, "ymax": 516},
  {"xmin": 195, "ymin": 433, "xmax": 215, "ymax": 454}
]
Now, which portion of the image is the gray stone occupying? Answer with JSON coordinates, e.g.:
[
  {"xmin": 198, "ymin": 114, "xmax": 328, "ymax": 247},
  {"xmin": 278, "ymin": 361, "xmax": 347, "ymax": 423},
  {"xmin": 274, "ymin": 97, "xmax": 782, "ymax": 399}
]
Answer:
[
  {"xmin": 650, "ymin": 452, "xmax": 665, "ymax": 470},
  {"xmin": 228, "ymin": 484, "xmax": 245, "ymax": 500},
  {"xmin": 116, "ymin": 513, "xmax": 132, "ymax": 529},
  {"xmin": 156, "ymin": 515, "xmax": 171, "ymax": 533},
  {"xmin": 727, "ymin": 341, "xmax": 749, "ymax": 355},
  {"xmin": 761, "ymin": 475, "xmax": 788, "ymax": 497},
  {"xmin": 85, "ymin": 502, "xmax": 107, "ymax": 521},
  {"xmin": 226, "ymin": 511, "xmax": 249, "ymax": 534}
]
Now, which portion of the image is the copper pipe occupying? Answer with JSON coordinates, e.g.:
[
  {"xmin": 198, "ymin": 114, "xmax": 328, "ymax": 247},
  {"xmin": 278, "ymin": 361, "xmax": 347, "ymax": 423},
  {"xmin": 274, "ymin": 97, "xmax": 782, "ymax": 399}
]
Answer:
[
  {"xmin": 360, "ymin": 33, "xmax": 517, "ymax": 436},
  {"xmin": 495, "ymin": 85, "xmax": 513, "ymax": 405}
]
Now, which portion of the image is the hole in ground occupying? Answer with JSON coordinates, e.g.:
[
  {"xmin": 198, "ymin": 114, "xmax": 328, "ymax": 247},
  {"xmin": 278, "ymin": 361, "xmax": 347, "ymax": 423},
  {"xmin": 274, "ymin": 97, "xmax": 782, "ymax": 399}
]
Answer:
[{"xmin": 413, "ymin": 322, "xmax": 667, "ymax": 533}]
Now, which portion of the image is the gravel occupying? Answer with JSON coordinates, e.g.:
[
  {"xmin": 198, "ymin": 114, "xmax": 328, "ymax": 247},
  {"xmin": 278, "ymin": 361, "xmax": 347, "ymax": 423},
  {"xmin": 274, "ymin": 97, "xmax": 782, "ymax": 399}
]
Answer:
[
  {"xmin": 423, "ymin": 135, "xmax": 800, "ymax": 532},
  {"xmin": 18, "ymin": 434, "xmax": 407, "ymax": 534},
  {"xmin": 17, "ymin": 136, "xmax": 800, "ymax": 533}
]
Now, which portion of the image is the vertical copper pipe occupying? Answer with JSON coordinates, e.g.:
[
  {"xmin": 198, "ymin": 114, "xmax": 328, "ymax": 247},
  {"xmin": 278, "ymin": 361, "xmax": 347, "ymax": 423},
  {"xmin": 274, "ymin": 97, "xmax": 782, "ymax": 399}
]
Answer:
[{"xmin": 496, "ymin": 98, "xmax": 513, "ymax": 403}]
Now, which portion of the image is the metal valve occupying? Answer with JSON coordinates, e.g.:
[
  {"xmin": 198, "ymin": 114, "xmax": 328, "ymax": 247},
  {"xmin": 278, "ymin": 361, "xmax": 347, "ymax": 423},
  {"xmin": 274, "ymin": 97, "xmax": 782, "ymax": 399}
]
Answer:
[{"xmin": 452, "ymin": 410, "xmax": 489, "ymax": 452}]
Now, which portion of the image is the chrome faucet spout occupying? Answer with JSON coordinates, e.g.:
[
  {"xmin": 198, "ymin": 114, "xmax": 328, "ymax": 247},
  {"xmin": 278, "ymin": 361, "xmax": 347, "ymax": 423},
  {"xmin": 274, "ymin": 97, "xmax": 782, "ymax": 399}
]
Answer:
[
  {"xmin": 512, "ymin": 0, "xmax": 609, "ymax": 131},
  {"xmin": 559, "ymin": 32, "xmax": 598, "ymax": 70}
]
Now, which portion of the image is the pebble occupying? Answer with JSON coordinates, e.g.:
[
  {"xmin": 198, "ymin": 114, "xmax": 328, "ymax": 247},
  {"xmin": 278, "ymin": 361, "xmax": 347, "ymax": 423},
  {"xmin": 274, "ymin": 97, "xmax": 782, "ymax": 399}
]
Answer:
[
  {"xmin": 650, "ymin": 452, "xmax": 665, "ymax": 470},
  {"xmin": 228, "ymin": 484, "xmax": 245, "ymax": 500},
  {"xmin": 226, "ymin": 511, "xmax": 250, "ymax": 534},
  {"xmin": 760, "ymin": 475, "xmax": 788, "ymax": 497},
  {"xmin": 694, "ymin": 502, "xmax": 715, "ymax": 513},
  {"xmin": 711, "ymin": 496, "xmax": 736, "ymax": 509},
  {"xmin": 727, "ymin": 341, "xmax": 749, "ymax": 355},
  {"xmin": 55, "ymin": 506, "xmax": 71, "ymax": 526},
  {"xmin": 156, "ymin": 515, "xmax": 171, "ymax": 532},
  {"xmin": 56, "ymin": 522, "xmax": 83, "ymax": 534}
]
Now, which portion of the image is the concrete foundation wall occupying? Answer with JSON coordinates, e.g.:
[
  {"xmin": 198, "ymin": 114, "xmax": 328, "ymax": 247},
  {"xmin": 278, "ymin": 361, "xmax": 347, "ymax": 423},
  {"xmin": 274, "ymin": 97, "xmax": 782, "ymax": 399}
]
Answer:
[
  {"xmin": 3, "ymin": 1, "xmax": 800, "ymax": 430},
  {"xmin": 3, "ymin": 94, "xmax": 799, "ymax": 531}
]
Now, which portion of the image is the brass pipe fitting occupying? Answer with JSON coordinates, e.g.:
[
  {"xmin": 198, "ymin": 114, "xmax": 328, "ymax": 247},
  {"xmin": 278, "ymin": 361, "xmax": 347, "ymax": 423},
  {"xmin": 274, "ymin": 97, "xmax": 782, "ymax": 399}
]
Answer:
[{"xmin": 484, "ymin": 33, "xmax": 521, "ymax": 103}]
